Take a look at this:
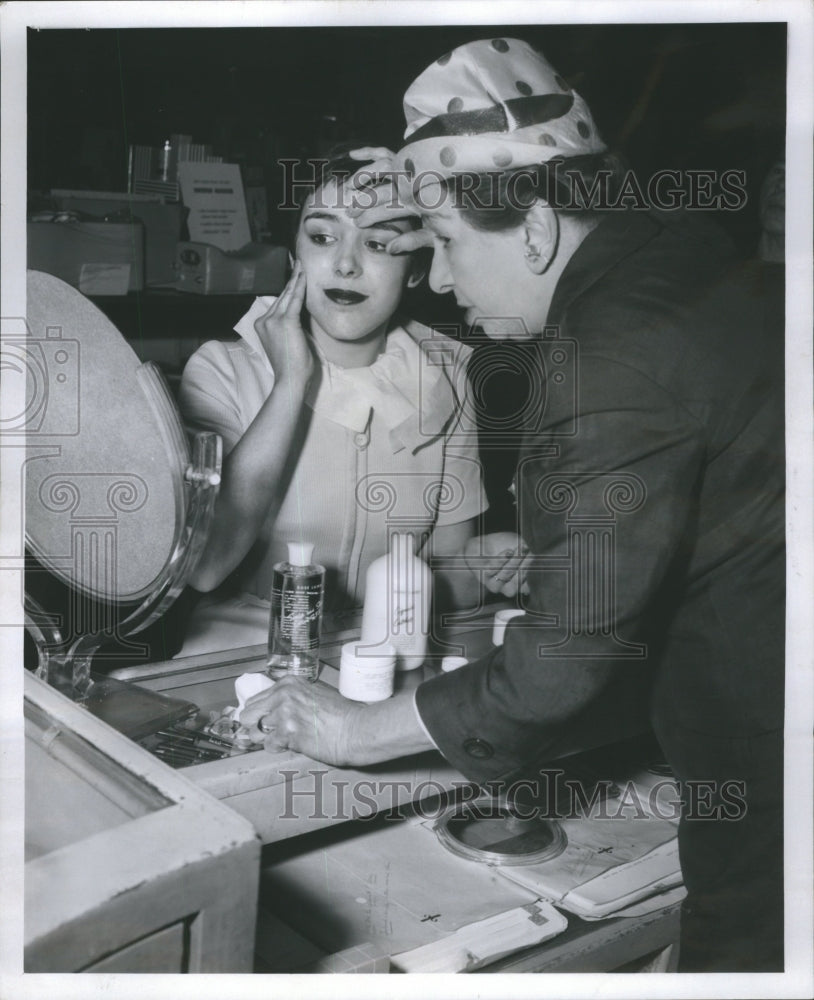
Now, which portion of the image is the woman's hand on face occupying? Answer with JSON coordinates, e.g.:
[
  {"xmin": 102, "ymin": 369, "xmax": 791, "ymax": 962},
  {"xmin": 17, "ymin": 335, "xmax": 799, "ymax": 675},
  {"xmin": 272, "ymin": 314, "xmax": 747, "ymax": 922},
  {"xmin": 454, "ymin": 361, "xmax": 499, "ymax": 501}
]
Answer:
[
  {"xmin": 463, "ymin": 532, "xmax": 531, "ymax": 599},
  {"xmin": 238, "ymin": 677, "xmax": 361, "ymax": 767},
  {"xmin": 254, "ymin": 261, "xmax": 314, "ymax": 385},
  {"xmin": 347, "ymin": 147, "xmax": 432, "ymax": 255}
]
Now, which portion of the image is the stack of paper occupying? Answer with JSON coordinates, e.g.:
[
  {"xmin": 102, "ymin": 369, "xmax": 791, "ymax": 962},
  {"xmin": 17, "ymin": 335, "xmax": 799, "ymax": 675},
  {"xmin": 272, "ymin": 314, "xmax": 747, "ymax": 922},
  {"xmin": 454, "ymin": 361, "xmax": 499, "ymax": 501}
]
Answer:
[{"xmin": 496, "ymin": 816, "xmax": 685, "ymax": 919}]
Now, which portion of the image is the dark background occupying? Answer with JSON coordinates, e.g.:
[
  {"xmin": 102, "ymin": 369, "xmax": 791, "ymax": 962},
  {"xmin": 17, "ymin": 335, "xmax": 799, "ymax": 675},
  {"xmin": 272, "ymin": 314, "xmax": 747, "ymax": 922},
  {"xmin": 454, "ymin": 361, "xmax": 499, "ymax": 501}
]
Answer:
[{"xmin": 29, "ymin": 22, "xmax": 786, "ymax": 251}]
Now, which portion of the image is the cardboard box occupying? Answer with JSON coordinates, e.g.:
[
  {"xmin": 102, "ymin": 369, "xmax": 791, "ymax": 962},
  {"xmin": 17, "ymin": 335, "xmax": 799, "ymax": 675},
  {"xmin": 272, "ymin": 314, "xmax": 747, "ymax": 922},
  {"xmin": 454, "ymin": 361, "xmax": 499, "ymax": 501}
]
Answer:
[
  {"xmin": 174, "ymin": 240, "xmax": 287, "ymax": 295},
  {"xmin": 52, "ymin": 190, "xmax": 183, "ymax": 286},
  {"xmin": 28, "ymin": 220, "xmax": 144, "ymax": 295}
]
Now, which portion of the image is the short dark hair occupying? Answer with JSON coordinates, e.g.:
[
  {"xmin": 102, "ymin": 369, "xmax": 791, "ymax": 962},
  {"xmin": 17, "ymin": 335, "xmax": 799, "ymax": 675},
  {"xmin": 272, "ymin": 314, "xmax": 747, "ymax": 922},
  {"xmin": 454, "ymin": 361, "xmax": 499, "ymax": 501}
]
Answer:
[{"xmin": 445, "ymin": 151, "xmax": 630, "ymax": 233}]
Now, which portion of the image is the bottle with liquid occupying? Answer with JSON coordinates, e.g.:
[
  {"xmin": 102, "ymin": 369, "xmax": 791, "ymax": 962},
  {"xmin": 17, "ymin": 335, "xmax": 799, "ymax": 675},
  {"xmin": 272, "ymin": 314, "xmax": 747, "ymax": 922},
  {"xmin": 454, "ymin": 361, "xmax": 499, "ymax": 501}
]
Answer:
[
  {"xmin": 360, "ymin": 532, "xmax": 432, "ymax": 671},
  {"xmin": 267, "ymin": 542, "xmax": 325, "ymax": 681},
  {"xmin": 159, "ymin": 139, "xmax": 172, "ymax": 182}
]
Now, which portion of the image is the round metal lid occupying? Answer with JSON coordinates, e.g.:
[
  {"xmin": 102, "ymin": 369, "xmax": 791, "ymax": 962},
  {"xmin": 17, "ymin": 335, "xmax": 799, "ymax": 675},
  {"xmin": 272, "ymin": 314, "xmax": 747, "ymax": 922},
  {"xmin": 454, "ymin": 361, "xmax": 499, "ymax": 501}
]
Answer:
[{"xmin": 434, "ymin": 796, "xmax": 567, "ymax": 866}]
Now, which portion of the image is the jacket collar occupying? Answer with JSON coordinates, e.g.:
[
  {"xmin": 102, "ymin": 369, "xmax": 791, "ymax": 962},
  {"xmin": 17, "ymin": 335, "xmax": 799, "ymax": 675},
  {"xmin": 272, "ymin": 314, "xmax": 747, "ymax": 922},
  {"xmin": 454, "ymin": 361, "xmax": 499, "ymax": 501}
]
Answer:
[
  {"xmin": 548, "ymin": 211, "xmax": 661, "ymax": 327},
  {"xmin": 549, "ymin": 209, "xmax": 735, "ymax": 327}
]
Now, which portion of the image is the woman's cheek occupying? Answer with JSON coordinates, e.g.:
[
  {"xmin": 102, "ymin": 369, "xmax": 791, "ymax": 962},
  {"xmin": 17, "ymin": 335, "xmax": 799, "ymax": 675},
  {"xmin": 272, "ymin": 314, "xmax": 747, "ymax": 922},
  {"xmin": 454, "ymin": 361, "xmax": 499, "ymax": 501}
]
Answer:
[{"xmin": 303, "ymin": 282, "xmax": 319, "ymax": 315}]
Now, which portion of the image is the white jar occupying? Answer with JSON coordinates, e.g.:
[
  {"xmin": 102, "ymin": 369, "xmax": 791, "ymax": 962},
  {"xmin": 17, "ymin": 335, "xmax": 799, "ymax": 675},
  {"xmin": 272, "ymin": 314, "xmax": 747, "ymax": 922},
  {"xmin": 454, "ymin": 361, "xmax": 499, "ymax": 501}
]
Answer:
[{"xmin": 338, "ymin": 642, "xmax": 396, "ymax": 702}]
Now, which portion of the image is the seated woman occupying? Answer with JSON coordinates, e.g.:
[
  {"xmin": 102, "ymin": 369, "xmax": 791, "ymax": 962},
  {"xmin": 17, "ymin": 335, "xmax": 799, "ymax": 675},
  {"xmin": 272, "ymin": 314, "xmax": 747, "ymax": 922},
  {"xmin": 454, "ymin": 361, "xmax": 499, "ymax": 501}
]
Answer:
[{"xmin": 176, "ymin": 148, "xmax": 487, "ymax": 651}]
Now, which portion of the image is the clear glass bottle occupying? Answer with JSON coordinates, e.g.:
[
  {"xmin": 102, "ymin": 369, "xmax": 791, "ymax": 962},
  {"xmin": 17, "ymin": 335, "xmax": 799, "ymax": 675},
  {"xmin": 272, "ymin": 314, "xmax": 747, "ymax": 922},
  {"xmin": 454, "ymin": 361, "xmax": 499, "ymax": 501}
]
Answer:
[{"xmin": 267, "ymin": 542, "xmax": 325, "ymax": 681}]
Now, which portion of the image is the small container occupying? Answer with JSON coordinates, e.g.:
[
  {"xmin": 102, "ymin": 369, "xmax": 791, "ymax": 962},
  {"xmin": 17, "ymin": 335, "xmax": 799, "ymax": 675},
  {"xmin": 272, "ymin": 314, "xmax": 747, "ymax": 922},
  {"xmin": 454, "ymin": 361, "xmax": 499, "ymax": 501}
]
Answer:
[
  {"xmin": 492, "ymin": 608, "xmax": 525, "ymax": 646},
  {"xmin": 267, "ymin": 542, "xmax": 325, "ymax": 681},
  {"xmin": 338, "ymin": 642, "xmax": 396, "ymax": 702}
]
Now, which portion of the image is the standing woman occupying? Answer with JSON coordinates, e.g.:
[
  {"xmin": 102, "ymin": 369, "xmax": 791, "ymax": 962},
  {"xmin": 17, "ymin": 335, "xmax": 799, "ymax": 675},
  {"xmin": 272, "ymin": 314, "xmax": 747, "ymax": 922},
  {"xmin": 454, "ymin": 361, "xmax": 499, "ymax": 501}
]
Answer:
[{"xmin": 241, "ymin": 40, "xmax": 784, "ymax": 973}]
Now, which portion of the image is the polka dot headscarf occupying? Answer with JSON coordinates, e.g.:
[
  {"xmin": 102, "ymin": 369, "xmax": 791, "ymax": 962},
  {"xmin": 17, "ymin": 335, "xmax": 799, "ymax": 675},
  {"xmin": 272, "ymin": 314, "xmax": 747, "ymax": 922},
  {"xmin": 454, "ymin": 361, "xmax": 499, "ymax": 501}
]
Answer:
[{"xmin": 395, "ymin": 38, "xmax": 605, "ymax": 189}]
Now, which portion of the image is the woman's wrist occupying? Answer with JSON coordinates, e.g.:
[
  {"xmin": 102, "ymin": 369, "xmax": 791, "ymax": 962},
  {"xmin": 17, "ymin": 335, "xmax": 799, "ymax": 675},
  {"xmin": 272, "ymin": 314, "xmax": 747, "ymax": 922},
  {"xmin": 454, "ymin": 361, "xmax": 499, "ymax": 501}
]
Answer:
[{"xmin": 273, "ymin": 364, "xmax": 314, "ymax": 394}]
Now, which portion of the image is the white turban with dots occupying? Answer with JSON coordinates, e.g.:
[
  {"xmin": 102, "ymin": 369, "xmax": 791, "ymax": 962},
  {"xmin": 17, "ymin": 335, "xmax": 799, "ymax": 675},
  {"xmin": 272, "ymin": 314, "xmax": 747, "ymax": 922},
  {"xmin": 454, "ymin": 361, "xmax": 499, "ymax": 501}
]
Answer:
[{"xmin": 394, "ymin": 37, "xmax": 606, "ymax": 192}]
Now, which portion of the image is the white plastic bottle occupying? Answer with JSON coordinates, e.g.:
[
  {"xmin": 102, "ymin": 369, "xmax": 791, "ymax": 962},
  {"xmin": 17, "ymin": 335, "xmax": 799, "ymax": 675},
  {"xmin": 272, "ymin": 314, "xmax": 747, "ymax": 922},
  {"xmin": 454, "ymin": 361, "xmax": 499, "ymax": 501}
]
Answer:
[
  {"xmin": 360, "ymin": 532, "xmax": 432, "ymax": 671},
  {"xmin": 267, "ymin": 542, "xmax": 325, "ymax": 681}
]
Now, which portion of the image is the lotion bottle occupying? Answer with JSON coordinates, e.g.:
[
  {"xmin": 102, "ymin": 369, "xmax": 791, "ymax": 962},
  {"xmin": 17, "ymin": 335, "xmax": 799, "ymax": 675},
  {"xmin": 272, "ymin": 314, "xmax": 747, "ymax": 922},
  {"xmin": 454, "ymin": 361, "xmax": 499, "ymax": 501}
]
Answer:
[
  {"xmin": 360, "ymin": 532, "xmax": 432, "ymax": 671},
  {"xmin": 267, "ymin": 542, "xmax": 325, "ymax": 681}
]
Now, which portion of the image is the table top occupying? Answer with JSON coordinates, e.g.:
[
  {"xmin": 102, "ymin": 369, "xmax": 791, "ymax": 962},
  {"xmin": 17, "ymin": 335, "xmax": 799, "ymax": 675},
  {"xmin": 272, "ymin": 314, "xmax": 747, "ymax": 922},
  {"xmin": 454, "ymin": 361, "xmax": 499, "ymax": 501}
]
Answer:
[
  {"xmin": 109, "ymin": 607, "xmax": 681, "ymax": 972},
  {"xmin": 110, "ymin": 605, "xmax": 503, "ymax": 843}
]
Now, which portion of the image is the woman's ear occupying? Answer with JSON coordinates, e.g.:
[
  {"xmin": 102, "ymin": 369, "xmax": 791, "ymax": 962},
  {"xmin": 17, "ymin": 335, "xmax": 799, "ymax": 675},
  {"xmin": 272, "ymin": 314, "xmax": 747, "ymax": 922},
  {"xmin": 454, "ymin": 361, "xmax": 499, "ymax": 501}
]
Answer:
[{"xmin": 522, "ymin": 201, "xmax": 559, "ymax": 275}]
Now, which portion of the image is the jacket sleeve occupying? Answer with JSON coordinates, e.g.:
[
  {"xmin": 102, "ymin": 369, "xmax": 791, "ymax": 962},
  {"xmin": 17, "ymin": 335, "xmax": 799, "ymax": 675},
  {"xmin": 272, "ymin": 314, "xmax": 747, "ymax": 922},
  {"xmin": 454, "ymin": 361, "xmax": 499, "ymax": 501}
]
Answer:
[{"xmin": 415, "ymin": 353, "xmax": 707, "ymax": 783}]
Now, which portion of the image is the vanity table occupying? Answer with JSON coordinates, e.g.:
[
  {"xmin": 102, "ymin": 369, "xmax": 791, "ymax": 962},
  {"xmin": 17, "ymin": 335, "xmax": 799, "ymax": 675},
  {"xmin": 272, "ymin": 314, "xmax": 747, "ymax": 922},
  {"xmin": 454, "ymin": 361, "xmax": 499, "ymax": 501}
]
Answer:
[{"xmin": 107, "ymin": 607, "xmax": 682, "ymax": 974}]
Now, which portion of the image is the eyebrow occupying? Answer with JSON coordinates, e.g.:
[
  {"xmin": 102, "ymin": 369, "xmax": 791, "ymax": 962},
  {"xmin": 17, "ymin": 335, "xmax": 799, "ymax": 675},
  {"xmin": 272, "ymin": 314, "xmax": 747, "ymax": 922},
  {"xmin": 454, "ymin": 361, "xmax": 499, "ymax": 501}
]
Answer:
[
  {"xmin": 302, "ymin": 211, "xmax": 341, "ymax": 226},
  {"xmin": 302, "ymin": 211, "xmax": 411, "ymax": 235}
]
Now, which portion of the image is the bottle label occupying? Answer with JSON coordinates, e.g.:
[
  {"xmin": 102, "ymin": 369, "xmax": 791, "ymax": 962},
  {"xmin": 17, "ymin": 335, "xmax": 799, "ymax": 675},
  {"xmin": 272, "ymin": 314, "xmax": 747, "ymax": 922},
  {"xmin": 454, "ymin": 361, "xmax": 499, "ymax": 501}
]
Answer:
[
  {"xmin": 271, "ymin": 584, "xmax": 322, "ymax": 650},
  {"xmin": 269, "ymin": 574, "xmax": 323, "ymax": 653},
  {"xmin": 391, "ymin": 600, "xmax": 416, "ymax": 634}
]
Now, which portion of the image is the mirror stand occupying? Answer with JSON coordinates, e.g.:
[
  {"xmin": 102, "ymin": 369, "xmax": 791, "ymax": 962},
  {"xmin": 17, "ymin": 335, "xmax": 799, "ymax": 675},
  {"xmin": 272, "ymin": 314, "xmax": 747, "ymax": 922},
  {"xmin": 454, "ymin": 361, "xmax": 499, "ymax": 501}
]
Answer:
[{"xmin": 25, "ymin": 418, "xmax": 221, "ymax": 701}]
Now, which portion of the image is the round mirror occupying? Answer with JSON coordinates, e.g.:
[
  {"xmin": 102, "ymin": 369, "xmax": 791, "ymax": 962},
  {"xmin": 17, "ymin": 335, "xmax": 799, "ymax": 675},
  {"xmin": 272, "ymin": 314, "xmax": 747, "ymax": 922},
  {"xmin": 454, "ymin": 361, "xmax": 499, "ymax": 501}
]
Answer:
[{"xmin": 25, "ymin": 270, "xmax": 186, "ymax": 603}]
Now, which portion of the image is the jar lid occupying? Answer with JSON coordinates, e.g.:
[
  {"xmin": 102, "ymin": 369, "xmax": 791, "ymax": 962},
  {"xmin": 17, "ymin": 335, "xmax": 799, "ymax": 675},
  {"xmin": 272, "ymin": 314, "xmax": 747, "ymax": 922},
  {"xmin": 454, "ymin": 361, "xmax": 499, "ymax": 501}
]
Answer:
[{"xmin": 434, "ymin": 796, "xmax": 567, "ymax": 866}]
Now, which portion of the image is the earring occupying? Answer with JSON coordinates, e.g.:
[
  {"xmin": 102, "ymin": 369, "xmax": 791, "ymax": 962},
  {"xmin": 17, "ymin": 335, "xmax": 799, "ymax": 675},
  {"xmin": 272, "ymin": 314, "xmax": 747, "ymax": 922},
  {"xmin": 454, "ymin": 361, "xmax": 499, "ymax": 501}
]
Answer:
[
  {"xmin": 525, "ymin": 247, "xmax": 549, "ymax": 266},
  {"xmin": 525, "ymin": 245, "xmax": 549, "ymax": 264}
]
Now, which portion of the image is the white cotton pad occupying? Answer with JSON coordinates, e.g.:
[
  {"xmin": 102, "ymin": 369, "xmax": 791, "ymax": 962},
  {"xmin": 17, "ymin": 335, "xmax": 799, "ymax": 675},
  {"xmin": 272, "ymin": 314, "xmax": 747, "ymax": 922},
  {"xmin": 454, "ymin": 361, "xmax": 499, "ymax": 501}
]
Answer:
[{"xmin": 235, "ymin": 672, "xmax": 275, "ymax": 713}]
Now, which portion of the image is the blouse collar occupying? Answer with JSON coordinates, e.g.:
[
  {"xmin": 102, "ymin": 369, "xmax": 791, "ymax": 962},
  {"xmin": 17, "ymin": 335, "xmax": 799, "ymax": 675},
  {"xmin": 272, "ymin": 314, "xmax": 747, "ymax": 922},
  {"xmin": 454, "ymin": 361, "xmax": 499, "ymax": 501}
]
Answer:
[{"xmin": 234, "ymin": 297, "xmax": 458, "ymax": 453}]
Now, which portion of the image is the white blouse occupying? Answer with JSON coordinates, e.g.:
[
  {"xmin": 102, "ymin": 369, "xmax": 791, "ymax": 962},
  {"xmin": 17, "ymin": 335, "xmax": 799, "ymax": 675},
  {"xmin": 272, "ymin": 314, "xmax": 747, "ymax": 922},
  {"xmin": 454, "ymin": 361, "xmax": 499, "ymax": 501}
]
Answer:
[{"xmin": 179, "ymin": 298, "xmax": 487, "ymax": 609}]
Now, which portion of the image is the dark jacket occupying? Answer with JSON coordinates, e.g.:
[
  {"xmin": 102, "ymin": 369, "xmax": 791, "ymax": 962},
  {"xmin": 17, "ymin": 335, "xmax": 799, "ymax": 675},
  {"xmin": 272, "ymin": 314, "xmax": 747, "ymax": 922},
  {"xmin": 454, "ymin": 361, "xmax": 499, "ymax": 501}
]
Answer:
[{"xmin": 416, "ymin": 210, "xmax": 785, "ymax": 782}]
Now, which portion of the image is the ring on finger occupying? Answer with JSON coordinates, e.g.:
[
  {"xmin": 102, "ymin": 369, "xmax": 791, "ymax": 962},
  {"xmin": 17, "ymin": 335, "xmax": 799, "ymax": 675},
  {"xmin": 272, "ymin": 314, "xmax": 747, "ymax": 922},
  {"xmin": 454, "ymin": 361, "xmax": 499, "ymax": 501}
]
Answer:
[{"xmin": 258, "ymin": 714, "xmax": 275, "ymax": 735}]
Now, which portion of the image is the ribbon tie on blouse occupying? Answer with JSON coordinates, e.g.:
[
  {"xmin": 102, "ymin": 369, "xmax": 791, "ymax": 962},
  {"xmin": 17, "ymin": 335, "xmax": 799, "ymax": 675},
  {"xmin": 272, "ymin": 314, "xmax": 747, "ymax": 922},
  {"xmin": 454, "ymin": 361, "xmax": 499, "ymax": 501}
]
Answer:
[{"xmin": 234, "ymin": 298, "xmax": 459, "ymax": 454}]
